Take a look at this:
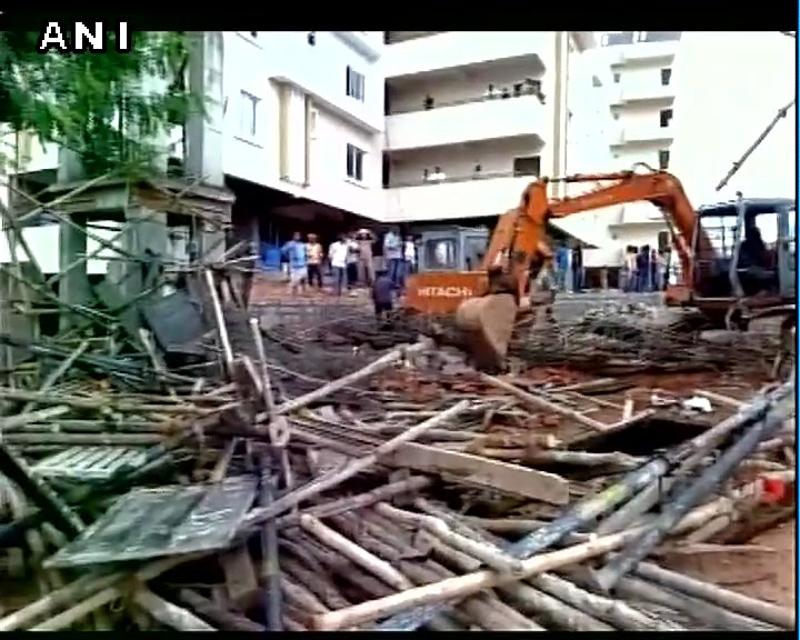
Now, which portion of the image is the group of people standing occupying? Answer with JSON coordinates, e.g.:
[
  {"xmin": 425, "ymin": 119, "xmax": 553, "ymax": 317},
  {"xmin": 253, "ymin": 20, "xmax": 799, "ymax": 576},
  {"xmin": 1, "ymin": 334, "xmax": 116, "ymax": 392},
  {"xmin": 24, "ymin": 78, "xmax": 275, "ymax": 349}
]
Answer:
[
  {"xmin": 279, "ymin": 228, "xmax": 417, "ymax": 301},
  {"xmin": 622, "ymin": 245, "xmax": 671, "ymax": 292}
]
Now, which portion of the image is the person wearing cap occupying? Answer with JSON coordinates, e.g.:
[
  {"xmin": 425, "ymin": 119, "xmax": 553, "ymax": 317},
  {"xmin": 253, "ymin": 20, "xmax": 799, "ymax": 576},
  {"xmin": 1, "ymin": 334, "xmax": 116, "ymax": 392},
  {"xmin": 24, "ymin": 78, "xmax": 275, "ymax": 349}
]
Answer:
[
  {"xmin": 355, "ymin": 228, "xmax": 375, "ymax": 286},
  {"xmin": 306, "ymin": 233, "xmax": 324, "ymax": 289}
]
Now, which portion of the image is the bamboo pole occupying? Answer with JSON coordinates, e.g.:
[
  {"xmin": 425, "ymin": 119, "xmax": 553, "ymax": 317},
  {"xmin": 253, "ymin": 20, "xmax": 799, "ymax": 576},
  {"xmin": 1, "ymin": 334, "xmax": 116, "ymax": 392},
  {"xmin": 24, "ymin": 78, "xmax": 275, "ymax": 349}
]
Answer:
[
  {"xmin": 175, "ymin": 590, "xmax": 266, "ymax": 632},
  {"xmin": 632, "ymin": 561, "xmax": 795, "ymax": 629},
  {"xmin": 277, "ymin": 476, "xmax": 432, "ymax": 528},
  {"xmin": 300, "ymin": 515, "xmax": 414, "ymax": 592},
  {"xmin": 0, "ymin": 405, "xmax": 70, "ymax": 433},
  {"xmin": 374, "ymin": 503, "xmax": 523, "ymax": 574},
  {"xmin": 479, "ymin": 373, "xmax": 610, "ymax": 431},
  {"xmin": 241, "ymin": 400, "xmax": 470, "ymax": 529},
  {"xmin": 132, "ymin": 588, "xmax": 216, "ymax": 632},
  {"xmin": 317, "ymin": 497, "xmax": 733, "ymax": 633},
  {"xmin": 525, "ymin": 571, "xmax": 681, "ymax": 631},
  {"xmin": 498, "ymin": 581, "xmax": 615, "ymax": 631},
  {"xmin": 309, "ymin": 526, "xmax": 645, "ymax": 630},
  {"xmin": 0, "ymin": 554, "xmax": 194, "ymax": 631},
  {"xmin": 275, "ymin": 341, "xmax": 429, "ymax": 416},
  {"xmin": 21, "ymin": 340, "xmax": 89, "ymax": 413},
  {"xmin": 204, "ymin": 269, "xmax": 234, "ymax": 374},
  {"xmin": 610, "ymin": 575, "xmax": 776, "ymax": 631}
]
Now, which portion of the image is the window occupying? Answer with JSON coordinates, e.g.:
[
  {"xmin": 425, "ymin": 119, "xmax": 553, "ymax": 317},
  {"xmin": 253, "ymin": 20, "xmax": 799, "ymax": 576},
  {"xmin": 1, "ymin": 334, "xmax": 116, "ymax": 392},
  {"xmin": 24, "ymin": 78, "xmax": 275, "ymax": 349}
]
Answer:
[
  {"xmin": 346, "ymin": 66, "xmax": 365, "ymax": 102},
  {"xmin": 754, "ymin": 211, "xmax": 780, "ymax": 246},
  {"xmin": 239, "ymin": 91, "xmax": 258, "ymax": 137},
  {"xmin": 346, "ymin": 144, "xmax": 365, "ymax": 181},
  {"xmin": 513, "ymin": 156, "xmax": 541, "ymax": 177},
  {"xmin": 660, "ymin": 68, "xmax": 672, "ymax": 86},
  {"xmin": 657, "ymin": 231, "xmax": 670, "ymax": 252},
  {"xmin": 613, "ymin": 72, "xmax": 620, "ymax": 84},
  {"xmin": 424, "ymin": 239, "xmax": 458, "ymax": 270},
  {"xmin": 658, "ymin": 149, "xmax": 670, "ymax": 170},
  {"xmin": 465, "ymin": 236, "xmax": 487, "ymax": 271},
  {"xmin": 659, "ymin": 108, "xmax": 673, "ymax": 128}
]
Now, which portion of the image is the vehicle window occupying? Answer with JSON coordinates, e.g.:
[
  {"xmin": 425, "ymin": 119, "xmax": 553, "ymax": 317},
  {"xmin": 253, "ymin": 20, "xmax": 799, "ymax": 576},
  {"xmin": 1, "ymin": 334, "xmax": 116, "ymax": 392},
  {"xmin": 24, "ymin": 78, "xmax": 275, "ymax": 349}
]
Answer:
[
  {"xmin": 424, "ymin": 239, "xmax": 457, "ymax": 270},
  {"xmin": 787, "ymin": 209, "xmax": 796, "ymax": 270},
  {"xmin": 698, "ymin": 215, "xmax": 739, "ymax": 259},
  {"xmin": 753, "ymin": 211, "xmax": 779, "ymax": 247},
  {"xmin": 464, "ymin": 236, "xmax": 487, "ymax": 271}
]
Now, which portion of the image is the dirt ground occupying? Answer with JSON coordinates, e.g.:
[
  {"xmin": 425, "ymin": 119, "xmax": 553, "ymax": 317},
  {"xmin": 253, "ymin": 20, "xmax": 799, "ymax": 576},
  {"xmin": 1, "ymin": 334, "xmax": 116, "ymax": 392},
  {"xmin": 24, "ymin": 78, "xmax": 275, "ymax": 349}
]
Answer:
[{"xmin": 661, "ymin": 519, "xmax": 796, "ymax": 609}]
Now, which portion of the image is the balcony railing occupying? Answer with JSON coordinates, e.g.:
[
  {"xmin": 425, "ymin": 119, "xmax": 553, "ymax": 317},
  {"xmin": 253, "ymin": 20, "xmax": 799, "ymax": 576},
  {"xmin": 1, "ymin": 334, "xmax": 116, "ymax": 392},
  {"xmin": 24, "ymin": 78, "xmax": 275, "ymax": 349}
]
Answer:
[
  {"xmin": 384, "ymin": 173, "xmax": 535, "ymax": 222},
  {"xmin": 389, "ymin": 84, "xmax": 545, "ymax": 116},
  {"xmin": 602, "ymin": 31, "xmax": 682, "ymax": 47},
  {"xmin": 385, "ymin": 93, "xmax": 546, "ymax": 151},
  {"xmin": 388, "ymin": 169, "xmax": 540, "ymax": 190}
]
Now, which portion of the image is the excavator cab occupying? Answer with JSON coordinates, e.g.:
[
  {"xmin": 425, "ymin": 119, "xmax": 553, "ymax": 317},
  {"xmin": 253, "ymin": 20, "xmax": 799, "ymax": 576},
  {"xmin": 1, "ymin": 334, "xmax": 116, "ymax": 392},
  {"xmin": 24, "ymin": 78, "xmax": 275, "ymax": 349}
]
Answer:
[{"xmin": 691, "ymin": 198, "xmax": 796, "ymax": 325}]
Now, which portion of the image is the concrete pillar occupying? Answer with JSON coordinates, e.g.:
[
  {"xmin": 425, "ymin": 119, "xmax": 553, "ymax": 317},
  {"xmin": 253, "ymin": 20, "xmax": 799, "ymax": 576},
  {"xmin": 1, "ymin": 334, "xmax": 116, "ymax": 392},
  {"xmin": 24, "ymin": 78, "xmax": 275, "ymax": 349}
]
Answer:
[
  {"xmin": 186, "ymin": 31, "xmax": 225, "ymax": 188},
  {"xmin": 57, "ymin": 148, "xmax": 85, "ymax": 184},
  {"xmin": 58, "ymin": 217, "xmax": 92, "ymax": 332},
  {"xmin": 107, "ymin": 206, "xmax": 168, "ymax": 301},
  {"xmin": 600, "ymin": 268, "xmax": 608, "ymax": 290},
  {"xmin": 186, "ymin": 31, "xmax": 226, "ymax": 263}
]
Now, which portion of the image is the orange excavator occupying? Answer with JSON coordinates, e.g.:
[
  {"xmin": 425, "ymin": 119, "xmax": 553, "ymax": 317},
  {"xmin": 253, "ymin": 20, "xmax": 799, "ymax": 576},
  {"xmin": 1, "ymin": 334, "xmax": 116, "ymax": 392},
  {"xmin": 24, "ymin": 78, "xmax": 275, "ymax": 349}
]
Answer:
[{"xmin": 405, "ymin": 167, "xmax": 796, "ymax": 369}]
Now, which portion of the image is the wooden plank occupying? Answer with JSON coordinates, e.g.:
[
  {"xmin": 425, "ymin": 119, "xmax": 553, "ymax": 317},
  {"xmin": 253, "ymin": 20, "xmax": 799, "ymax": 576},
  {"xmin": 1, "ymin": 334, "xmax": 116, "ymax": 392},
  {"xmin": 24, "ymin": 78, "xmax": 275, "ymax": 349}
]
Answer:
[{"xmin": 386, "ymin": 442, "xmax": 569, "ymax": 505}]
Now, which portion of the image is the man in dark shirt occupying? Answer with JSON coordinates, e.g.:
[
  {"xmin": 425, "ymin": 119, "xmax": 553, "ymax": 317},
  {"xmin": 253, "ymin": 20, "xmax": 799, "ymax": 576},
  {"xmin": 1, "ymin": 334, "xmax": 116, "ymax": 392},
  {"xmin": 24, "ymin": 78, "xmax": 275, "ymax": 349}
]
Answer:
[
  {"xmin": 571, "ymin": 243, "xmax": 583, "ymax": 292},
  {"xmin": 372, "ymin": 268, "xmax": 394, "ymax": 322}
]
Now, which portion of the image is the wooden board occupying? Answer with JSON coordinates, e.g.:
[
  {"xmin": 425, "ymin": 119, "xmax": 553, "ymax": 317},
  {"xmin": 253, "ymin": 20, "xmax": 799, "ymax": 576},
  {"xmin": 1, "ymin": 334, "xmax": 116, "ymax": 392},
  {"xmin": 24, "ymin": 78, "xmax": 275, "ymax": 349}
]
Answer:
[{"xmin": 386, "ymin": 443, "xmax": 569, "ymax": 505}]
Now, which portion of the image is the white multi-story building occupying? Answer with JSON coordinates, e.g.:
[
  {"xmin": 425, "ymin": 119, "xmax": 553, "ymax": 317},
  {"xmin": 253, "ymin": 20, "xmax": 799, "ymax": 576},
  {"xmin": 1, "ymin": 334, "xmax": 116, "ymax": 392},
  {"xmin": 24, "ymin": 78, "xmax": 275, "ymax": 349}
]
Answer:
[
  {"xmin": 0, "ymin": 31, "xmax": 387, "ymax": 271},
  {"xmin": 382, "ymin": 31, "xmax": 597, "ymax": 226},
  {"xmin": 593, "ymin": 31, "xmax": 682, "ymax": 253},
  {"xmin": 220, "ymin": 31, "xmax": 385, "ymax": 222}
]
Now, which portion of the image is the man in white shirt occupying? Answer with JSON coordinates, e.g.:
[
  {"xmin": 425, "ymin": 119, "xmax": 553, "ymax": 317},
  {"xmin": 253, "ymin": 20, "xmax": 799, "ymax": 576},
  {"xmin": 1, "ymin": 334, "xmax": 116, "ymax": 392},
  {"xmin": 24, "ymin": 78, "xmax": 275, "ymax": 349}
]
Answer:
[
  {"xmin": 403, "ymin": 235, "xmax": 417, "ymax": 288},
  {"xmin": 328, "ymin": 234, "xmax": 349, "ymax": 297},
  {"xmin": 429, "ymin": 166, "xmax": 446, "ymax": 182},
  {"xmin": 383, "ymin": 228, "xmax": 403, "ymax": 287}
]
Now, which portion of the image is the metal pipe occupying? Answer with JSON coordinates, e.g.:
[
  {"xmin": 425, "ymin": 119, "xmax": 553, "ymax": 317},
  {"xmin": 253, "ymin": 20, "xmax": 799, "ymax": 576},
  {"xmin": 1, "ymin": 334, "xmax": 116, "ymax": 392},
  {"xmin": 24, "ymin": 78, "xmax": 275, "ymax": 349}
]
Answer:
[
  {"xmin": 592, "ymin": 382, "xmax": 794, "ymax": 591},
  {"xmin": 377, "ymin": 380, "xmax": 793, "ymax": 630}
]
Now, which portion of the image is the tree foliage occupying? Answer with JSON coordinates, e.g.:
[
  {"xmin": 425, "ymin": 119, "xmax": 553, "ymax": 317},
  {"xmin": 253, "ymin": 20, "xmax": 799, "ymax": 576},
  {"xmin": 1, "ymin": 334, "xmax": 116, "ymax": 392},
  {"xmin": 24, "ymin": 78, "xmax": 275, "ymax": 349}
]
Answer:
[{"xmin": 0, "ymin": 31, "xmax": 203, "ymax": 178}]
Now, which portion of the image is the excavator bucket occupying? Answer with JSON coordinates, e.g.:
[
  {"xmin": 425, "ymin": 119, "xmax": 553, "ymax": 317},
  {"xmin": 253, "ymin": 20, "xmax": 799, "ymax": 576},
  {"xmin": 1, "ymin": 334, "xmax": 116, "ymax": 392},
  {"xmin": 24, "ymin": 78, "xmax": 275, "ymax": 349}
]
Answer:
[{"xmin": 455, "ymin": 293, "xmax": 518, "ymax": 371}]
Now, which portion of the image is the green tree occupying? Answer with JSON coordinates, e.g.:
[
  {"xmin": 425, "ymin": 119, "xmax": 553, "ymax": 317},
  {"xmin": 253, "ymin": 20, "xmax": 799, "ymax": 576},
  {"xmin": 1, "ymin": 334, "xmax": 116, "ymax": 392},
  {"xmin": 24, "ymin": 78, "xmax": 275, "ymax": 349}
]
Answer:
[{"xmin": 0, "ymin": 30, "xmax": 202, "ymax": 178}]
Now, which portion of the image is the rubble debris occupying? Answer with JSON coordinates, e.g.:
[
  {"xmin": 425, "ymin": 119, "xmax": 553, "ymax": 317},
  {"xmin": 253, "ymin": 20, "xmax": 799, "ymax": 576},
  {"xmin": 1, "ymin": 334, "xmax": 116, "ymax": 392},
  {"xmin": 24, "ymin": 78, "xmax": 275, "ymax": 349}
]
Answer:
[{"xmin": 0, "ymin": 224, "xmax": 794, "ymax": 633}]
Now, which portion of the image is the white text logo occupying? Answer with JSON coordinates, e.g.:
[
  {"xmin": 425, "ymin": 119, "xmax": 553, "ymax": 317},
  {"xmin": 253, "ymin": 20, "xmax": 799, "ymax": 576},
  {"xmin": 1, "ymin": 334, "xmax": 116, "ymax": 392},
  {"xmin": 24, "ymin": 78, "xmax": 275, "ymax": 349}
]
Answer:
[{"xmin": 418, "ymin": 286, "xmax": 474, "ymax": 298}]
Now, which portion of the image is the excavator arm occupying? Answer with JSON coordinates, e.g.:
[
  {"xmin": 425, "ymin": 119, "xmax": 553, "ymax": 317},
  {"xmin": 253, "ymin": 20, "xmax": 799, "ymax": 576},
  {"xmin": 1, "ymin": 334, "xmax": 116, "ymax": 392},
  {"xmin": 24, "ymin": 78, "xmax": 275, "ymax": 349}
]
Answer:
[
  {"xmin": 484, "ymin": 169, "xmax": 711, "ymax": 304},
  {"xmin": 405, "ymin": 167, "xmax": 712, "ymax": 370}
]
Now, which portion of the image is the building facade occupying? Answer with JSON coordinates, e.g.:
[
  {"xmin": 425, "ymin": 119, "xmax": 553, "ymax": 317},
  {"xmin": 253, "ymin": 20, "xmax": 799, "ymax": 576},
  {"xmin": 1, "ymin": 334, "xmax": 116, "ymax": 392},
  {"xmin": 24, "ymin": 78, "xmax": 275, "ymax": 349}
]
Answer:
[
  {"xmin": 220, "ymin": 31, "xmax": 384, "ymax": 220},
  {"xmin": 0, "ymin": 31, "xmax": 387, "ymax": 272},
  {"xmin": 382, "ymin": 31, "xmax": 596, "ymax": 225},
  {"xmin": 593, "ymin": 31, "xmax": 682, "ymax": 253}
]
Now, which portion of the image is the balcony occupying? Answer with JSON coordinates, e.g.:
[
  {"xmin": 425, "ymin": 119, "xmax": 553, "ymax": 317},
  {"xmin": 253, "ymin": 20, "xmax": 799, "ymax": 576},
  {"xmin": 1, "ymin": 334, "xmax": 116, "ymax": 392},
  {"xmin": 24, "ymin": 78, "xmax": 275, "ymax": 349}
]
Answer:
[
  {"xmin": 384, "ymin": 32, "xmax": 548, "ymax": 79},
  {"xmin": 611, "ymin": 83, "xmax": 674, "ymax": 106},
  {"xmin": 385, "ymin": 94, "xmax": 545, "ymax": 151},
  {"xmin": 383, "ymin": 172, "xmax": 535, "ymax": 222},
  {"xmin": 610, "ymin": 125, "xmax": 674, "ymax": 147}
]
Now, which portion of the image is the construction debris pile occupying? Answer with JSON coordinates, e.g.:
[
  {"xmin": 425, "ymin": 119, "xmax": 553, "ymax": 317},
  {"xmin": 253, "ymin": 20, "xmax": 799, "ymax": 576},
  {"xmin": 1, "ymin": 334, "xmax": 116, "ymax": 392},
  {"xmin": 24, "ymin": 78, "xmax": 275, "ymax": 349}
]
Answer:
[
  {"xmin": 0, "ymin": 264, "xmax": 795, "ymax": 632},
  {"xmin": 509, "ymin": 302, "xmax": 784, "ymax": 376},
  {"xmin": 0, "ymin": 171, "xmax": 794, "ymax": 632}
]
